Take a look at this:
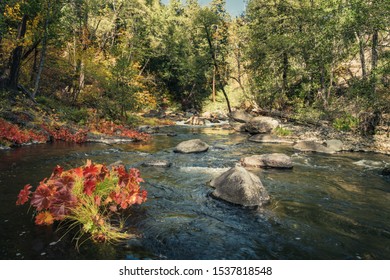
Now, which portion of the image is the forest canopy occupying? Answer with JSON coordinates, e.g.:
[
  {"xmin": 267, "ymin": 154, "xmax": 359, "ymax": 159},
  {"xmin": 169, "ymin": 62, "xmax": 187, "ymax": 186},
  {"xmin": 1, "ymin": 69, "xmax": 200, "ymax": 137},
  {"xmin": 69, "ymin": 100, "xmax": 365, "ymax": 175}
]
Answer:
[{"xmin": 0, "ymin": 0, "xmax": 389, "ymax": 127}]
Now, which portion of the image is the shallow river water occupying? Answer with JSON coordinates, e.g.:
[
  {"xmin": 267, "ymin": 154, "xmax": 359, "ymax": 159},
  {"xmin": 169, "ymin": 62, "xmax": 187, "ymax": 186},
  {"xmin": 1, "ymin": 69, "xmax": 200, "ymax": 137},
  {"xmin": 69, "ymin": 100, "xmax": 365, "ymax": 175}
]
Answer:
[{"xmin": 1, "ymin": 125, "xmax": 389, "ymax": 259}]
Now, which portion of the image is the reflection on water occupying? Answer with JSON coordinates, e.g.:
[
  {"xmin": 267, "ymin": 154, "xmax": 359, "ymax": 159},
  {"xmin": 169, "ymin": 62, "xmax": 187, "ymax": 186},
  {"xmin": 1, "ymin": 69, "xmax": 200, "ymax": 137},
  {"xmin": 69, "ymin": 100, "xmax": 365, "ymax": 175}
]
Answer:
[{"xmin": 0, "ymin": 125, "xmax": 389, "ymax": 259}]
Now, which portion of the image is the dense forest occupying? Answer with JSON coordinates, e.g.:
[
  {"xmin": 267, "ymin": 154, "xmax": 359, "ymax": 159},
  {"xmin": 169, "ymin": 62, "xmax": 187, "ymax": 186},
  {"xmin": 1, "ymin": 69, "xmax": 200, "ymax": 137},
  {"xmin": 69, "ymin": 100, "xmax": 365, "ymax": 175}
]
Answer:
[{"xmin": 0, "ymin": 0, "xmax": 389, "ymax": 142}]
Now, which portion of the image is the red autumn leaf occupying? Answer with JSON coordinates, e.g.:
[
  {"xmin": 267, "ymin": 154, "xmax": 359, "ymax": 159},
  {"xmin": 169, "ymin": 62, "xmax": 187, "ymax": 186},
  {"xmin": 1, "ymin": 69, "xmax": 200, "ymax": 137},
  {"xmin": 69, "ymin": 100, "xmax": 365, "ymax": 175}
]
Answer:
[
  {"xmin": 109, "ymin": 205, "xmax": 117, "ymax": 212},
  {"xmin": 83, "ymin": 178, "xmax": 96, "ymax": 196},
  {"xmin": 49, "ymin": 189, "xmax": 78, "ymax": 219},
  {"xmin": 35, "ymin": 211, "xmax": 54, "ymax": 225},
  {"xmin": 129, "ymin": 168, "xmax": 144, "ymax": 183},
  {"xmin": 51, "ymin": 165, "xmax": 63, "ymax": 178},
  {"xmin": 57, "ymin": 175, "xmax": 75, "ymax": 191},
  {"xmin": 109, "ymin": 191, "xmax": 119, "ymax": 204},
  {"xmin": 30, "ymin": 181, "xmax": 56, "ymax": 211},
  {"xmin": 120, "ymin": 200, "xmax": 128, "ymax": 210},
  {"xmin": 97, "ymin": 165, "xmax": 109, "ymax": 181},
  {"xmin": 83, "ymin": 162, "xmax": 99, "ymax": 179},
  {"xmin": 94, "ymin": 195, "xmax": 101, "ymax": 206},
  {"xmin": 115, "ymin": 165, "xmax": 127, "ymax": 179},
  {"xmin": 138, "ymin": 190, "xmax": 148, "ymax": 204},
  {"xmin": 72, "ymin": 167, "xmax": 83, "ymax": 178},
  {"xmin": 16, "ymin": 184, "xmax": 32, "ymax": 205}
]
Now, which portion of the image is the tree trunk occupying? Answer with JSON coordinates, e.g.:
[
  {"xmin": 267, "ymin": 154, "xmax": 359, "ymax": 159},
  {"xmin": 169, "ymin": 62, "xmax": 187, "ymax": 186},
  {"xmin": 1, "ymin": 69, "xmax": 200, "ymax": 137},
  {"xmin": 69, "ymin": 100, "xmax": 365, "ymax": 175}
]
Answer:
[
  {"xmin": 371, "ymin": 29, "xmax": 378, "ymax": 72},
  {"xmin": 33, "ymin": 14, "xmax": 49, "ymax": 98},
  {"xmin": 0, "ymin": 34, "xmax": 4, "ymax": 65},
  {"xmin": 371, "ymin": 29, "xmax": 379, "ymax": 95},
  {"xmin": 30, "ymin": 48, "xmax": 38, "ymax": 84},
  {"xmin": 79, "ymin": 59, "xmax": 85, "ymax": 90},
  {"xmin": 355, "ymin": 32, "xmax": 367, "ymax": 79},
  {"xmin": 204, "ymin": 25, "xmax": 232, "ymax": 113},
  {"xmin": 327, "ymin": 63, "xmax": 334, "ymax": 107},
  {"xmin": 319, "ymin": 66, "xmax": 325, "ymax": 102},
  {"xmin": 212, "ymin": 66, "xmax": 216, "ymax": 102},
  {"xmin": 282, "ymin": 52, "xmax": 288, "ymax": 93},
  {"xmin": 233, "ymin": 43, "xmax": 246, "ymax": 96},
  {"xmin": 8, "ymin": 15, "xmax": 28, "ymax": 89}
]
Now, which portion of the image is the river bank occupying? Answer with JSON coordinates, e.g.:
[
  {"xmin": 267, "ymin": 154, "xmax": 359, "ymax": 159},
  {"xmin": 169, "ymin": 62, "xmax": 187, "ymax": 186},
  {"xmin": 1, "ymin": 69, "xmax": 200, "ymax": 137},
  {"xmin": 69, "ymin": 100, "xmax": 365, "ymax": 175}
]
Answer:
[
  {"xmin": 154, "ymin": 109, "xmax": 390, "ymax": 156},
  {"xmin": 1, "ymin": 104, "xmax": 390, "ymax": 156}
]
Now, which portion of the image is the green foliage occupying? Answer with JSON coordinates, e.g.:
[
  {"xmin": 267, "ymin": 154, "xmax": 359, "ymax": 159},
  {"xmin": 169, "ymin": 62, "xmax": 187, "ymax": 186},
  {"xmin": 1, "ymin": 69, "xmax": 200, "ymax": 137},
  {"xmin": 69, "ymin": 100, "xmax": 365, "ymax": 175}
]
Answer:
[
  {"xmin": 245, "ymin": 0, "xmax": 390, "ymax": 115},
  {"xmin": 293, "ymin": 99, "xmax": 325, "ymax": 124},
  {"xmin": 273, "ymin": 126, "xmax": 292, "ymax": 137},
  {"xmin": 333, "ymin": 114, "xmax": 359, "ymax": 132},
  {"xmin": 1, "ymin": 0, "xmax": 389, "ymax": 131},
  {"xmin": 36, "ymin": 96, "xmax": 89, "ymax": 124}
]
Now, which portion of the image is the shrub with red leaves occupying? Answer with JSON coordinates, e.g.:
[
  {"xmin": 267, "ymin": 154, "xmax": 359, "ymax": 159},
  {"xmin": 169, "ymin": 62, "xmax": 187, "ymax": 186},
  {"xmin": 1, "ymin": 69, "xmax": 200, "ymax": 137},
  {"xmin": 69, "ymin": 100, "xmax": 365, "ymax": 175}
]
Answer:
[
  {"xmin": 0, "ymin": 118, "xmax": 47, "ymax": 146},
  {"xmin": 95, "ymin": 120, "xmax": 150, "ymax": 141},
  {"xmin": 16, "ymin": 160, "xmax": 147, "ymax": 242},
  {"xmin": 41, "ymin": 124, "xmax": 88, "ymax": 143}
]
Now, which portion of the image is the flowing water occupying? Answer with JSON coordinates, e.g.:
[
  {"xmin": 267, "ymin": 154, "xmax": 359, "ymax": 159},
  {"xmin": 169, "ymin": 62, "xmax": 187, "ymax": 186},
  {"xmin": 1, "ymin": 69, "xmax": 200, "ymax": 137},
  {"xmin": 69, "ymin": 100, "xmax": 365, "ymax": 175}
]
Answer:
[{"xmin": 1, "ymin": 125, "xmax": 389, "ymax": 260}]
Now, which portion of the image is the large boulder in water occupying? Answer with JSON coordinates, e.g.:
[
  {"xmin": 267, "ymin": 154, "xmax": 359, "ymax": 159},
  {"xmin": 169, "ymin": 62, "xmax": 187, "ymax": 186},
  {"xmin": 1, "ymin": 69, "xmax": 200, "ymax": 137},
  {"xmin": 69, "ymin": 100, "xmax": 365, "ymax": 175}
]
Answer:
[
  {"xmin": 210, "ymin": 166, "xmax": 270, "ymax": 207},
  {"xmin": 293, "ymin": 140, "xmax": 343, "ymax": 154},
  {"xmin": 230, "ymin": 110, "xmax": 253, "ymax": 123},
  {"xmin": 174, "ymin": 139, "xmax": 209, "ymax": 154},
  {"xmin": 240, "ymin": 153, "xmax": 293, "ymax": 169},
  {"xmin": 244, "ymin": 116, "xmax": 279, "ymax": 134}
]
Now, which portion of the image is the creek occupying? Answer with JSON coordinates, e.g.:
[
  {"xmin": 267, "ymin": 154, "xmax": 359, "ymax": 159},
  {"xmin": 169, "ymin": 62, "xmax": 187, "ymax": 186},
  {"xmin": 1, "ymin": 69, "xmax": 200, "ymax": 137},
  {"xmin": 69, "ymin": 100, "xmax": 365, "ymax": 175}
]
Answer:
[{"xmin": 1, "ymin": 125, "xmax": 389, "ymax": 259}]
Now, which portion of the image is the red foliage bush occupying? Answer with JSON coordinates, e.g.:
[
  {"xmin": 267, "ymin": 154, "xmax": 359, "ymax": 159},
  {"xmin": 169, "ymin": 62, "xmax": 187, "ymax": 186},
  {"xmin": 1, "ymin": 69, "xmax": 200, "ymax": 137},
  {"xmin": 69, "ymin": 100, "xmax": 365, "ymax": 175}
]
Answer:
[
  {"xmin": 41, "ymin": 124, "xmax": 88, "ymax": 143},
  {"xmin": 16, "ymin": 160, "xmax": 147, "ymax": 242},
  {"xmin": 0, "ymin": 118, "xmax": 47, "ymax": 145},
  {"xmin": 95, "ymin": 120, "xmax": 150, "ymax": 141}
]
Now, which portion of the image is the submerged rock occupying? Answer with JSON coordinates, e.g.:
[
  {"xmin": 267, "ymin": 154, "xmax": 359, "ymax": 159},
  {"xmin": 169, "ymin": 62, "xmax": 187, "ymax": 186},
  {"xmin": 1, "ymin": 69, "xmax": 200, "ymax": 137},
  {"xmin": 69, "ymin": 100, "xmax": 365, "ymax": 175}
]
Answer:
[
  {"xmin": 240, "ymin": 153, "xmax": 293, "ymax": 169},
  {"xmin": 174, "ymin": 139, "xmax": 209, "ymax": 154},
  {"xmin": 231, "ymin": 122, "xmax": 247, "ymax": 132},
  {"xmin": 142, "ymin": 160, "xmax": 172, "ymax": 168},
  {"xmin": 210, "ymin": 166, "xmax": 270, "ymax": 207},
  {"xmin": 108, "ymin": 160, "xmax": 124, "ymax": 170},
  {"xmin": 244, "ymin": 116, "xmax": 279, "ymax": 134},
  {"xmin": 137, "ymin": 125, "xmax": 159, "ymax": 134},
  {"xmin": 293, "ymin": 140, "xmax": 344, "ymax": 154},
  {"xmin": 381, "ymin": 167, "xmax": 390, "ymax": 176},
  {"xmin": 87, "ymin": 134, "xmax": 135, "ymax": 145}
]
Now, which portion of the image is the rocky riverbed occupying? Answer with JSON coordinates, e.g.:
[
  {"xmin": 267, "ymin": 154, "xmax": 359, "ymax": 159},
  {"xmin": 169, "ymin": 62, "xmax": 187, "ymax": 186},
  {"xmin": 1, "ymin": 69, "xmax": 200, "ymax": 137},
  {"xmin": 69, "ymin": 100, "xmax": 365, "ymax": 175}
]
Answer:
[{"xmin": 167, "ymin": 109, "xmax": 390, "ymax": 155}]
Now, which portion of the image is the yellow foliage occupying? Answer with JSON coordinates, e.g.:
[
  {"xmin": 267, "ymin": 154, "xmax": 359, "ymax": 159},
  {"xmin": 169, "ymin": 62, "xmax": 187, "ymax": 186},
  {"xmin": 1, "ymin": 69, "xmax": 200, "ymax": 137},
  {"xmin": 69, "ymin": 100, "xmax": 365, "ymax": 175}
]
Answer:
[
  {"xmin": 135, "ymin": 90, "xmax": 158, "ymax": 110},
  {"xmin": 30, "ymin": 14, "xmax": 43, "ymax": 30},
  {"xmin": 4, "ymin": 3, "xmax": 22, "ymax": 21}
]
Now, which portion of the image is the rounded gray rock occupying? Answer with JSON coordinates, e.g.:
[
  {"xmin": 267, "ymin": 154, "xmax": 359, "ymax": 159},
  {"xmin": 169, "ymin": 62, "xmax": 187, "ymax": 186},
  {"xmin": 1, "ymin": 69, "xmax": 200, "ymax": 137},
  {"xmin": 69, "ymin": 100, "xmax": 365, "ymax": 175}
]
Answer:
[
  {"xmin": 174, "ymin": 139, "xmax": 209, "ymax": 154},
  {"xmin": 210, "ymin": 166, "xmax": 270, "ymax": 207},
  {"xmin": 240, "ymin": 153, "xmax": 293, "ymax": 169},
  {"xmin": 244, "ymin": 116, "xmax": 279, "ymax": 134}
]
